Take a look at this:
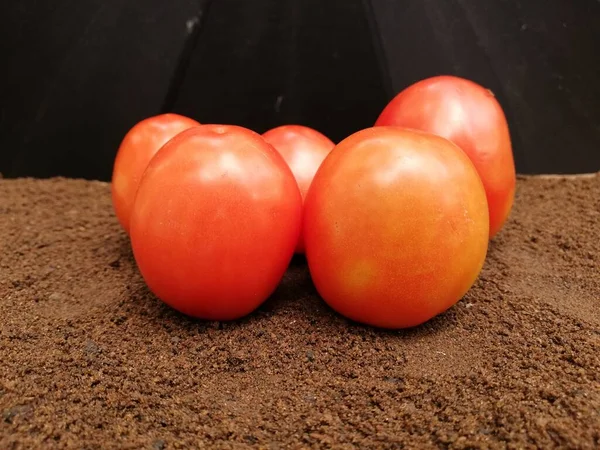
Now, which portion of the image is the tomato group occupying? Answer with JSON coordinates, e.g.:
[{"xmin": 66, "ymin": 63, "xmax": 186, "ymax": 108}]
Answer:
[
  {"xmin": 375, "ymin": 75, "xmax": 516, "ymax": 238},
  {"xmin": 112, "ymin": 73, "xmax": 513, "ymax": 327},
  {"xmin": 129, "ymin": 125, "xmax": 302, "ymax": 320},
  {"xmin": 303, "ymin": 127, "xmax": 489, "ymax": 329},
  {"xmin": 262, "ymin": 125, "xmax": 335, "ymax": 253},
  {"xmin": 111, "ymin": 113, "xmax": 199, "ymax": 233}
]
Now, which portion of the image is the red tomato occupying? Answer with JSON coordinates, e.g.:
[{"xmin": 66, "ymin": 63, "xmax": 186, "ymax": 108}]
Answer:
[
  {"xmin": 129, "ymin": 125, "xmax": 302, "ymax": 321},
  {"xmin": 262, "ymin": 125, "xmax": 335, "ymax": 253},
  {"xmin": 111, "ymin": 113, "xmax": 200, "ymax": 233},
  {"xmin": 303, "ymin": 127, "xmax": 489, "ymax": 329},
  {"xmin": 375, "ymin": 75, "xmax": 516, "ymax": 238}
]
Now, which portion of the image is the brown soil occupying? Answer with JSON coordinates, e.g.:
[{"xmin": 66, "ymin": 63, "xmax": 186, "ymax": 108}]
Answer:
[{"xmin": 1, "ymin": 174, "xmax": 599, "ymax": 449}]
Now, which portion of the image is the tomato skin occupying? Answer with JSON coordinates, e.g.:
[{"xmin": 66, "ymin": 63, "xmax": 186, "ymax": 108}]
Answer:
[
  {"xmin": 262, "ymin": 125, "xmax": 335, "ymax": 253},
  {"xmin": 129, "ymin": 125, "xmax": 302, "ymax": 321},
  {"xmin": 375, "ymin": 75, "xmax": 516, "ymax": 238},
  {"xmin": 111, "ymin": 113, "xmax": 200, "ymax": 233},
  {"xmin": 303, "ymin": 127, "xmax": 489, "ymax": 329}
]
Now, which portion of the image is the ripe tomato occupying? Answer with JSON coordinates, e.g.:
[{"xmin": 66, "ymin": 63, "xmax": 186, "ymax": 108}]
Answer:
[
  {"xmin": 262, "ymin": 125, "xmax": 335, "ymax": 253},
  {"xmin": 303, "ymin": 127, "xmax": 489, "ymax": 329},
  {"xmin": 111, "ymin": 113, "xmax": 200, "ymax": 233},
  {"xmin": 375, "ymin": 75, "xmax": 516, "ymax": 238},
  {"xmin": 129, "ymin": 125, "xmax": 302, "ymax": 321}
]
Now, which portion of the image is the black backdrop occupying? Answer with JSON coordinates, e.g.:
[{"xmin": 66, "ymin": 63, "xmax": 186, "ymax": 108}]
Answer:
[{"xmin": 1, "ymin": 0, "xmax": 599, "ymax": 180}]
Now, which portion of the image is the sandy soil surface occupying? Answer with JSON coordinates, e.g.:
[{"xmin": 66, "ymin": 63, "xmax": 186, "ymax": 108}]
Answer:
[{"xmin": 1, "ymin": 174, "xmax": 599, "ymax": 449}]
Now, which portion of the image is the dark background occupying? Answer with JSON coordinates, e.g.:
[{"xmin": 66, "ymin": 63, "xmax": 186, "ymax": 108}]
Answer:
[{"xmin": 1, "ymin": 0, "xmax": 599, "ymax": 181}]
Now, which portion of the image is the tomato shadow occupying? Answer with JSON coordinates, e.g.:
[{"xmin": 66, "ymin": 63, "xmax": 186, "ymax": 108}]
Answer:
[
  {"xmin": 116, "ymin": 233, "xmax": 135, "ymax": 265},
  {"xmin": 121, "ymin": 247, "xmax": 463, "ymax": 343},
  {"xmin": 288, "ymin": 253, "xmax": 307, "ymax": 267},
  {"xmin": 254, "ymin": 259, "xmax": 324, "ymax": 316},
  {"xmin": 341, "ymin": 303, "xmax": 463, "ymax": 340},
  {"xmin": 261, "ymin": 260, "xmax": 464, "ymax": 341},
  {"xmin": 123, "ymin": 282, "xmax": 230, "ymax": 335},
  {"xmin": 120, "ymin": 256, "xmax": 321, "ymax": 336}
]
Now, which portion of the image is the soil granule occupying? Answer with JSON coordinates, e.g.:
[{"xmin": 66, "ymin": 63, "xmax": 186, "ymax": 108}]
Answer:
[{"xmin": 1, "ymin": 174, "xmax": 599, "ymax": 449}]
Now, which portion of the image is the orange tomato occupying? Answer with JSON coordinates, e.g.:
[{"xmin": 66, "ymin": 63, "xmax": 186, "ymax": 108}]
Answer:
[
  {"xmin": 262, "ymin": 125, "xmax": 335, "ymax": 253},
  {"xmin": 111, "ymin": 113, "xmax": 199, "ymax": 233},
  {"xmin": 375, "ymin": 75, "xmax": 516, "ymax": 238},
  {"xmin": 129, "ymin": 125, "xmax": 302, "ymax": 321},
  {"xmin": 303, "ymin": 127, "xmax": 489, "ymax": 329}
]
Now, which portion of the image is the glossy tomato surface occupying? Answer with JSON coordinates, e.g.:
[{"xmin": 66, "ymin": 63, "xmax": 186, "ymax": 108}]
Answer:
[
  {"xmin": 111, "ymin": 113, "xmax": 199, "ymax": 233},
  {"xmin": 262, "ymin": 125, "xmax": 335, "ymax": 253},
  {"xmin": 375, "ymin": 75, "xmax": 516, "ymax": 238},
  {"xmin": 129, "ymin": 125, "xmax": 302, "ymax": 321},
  {"xmin": 303, "ymin": 127, "xmax": 489, "ymax": 329}
]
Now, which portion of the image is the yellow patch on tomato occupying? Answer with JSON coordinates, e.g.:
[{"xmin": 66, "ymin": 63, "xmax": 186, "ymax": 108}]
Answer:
[{"xmin": 343, "ymin": 259, "xmax": 376, "ymax": 294}]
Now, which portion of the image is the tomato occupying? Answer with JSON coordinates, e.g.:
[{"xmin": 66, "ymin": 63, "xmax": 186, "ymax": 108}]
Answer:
[
  {"xmin": 303, "ymin": 127, "xmax": 489, "ymax": 329},
  {"xmin": 262, "ymin": 125, "xmax": 335, "ymax": 253},
  {"xmin": 111, "ymin": 113, "xmax": 200, "ymax": 233},
  {"xmin": 129, "ymin": 125, "xmax": 302, "ymax": 321},
  {"xmin": 375, "ymin": 75, "xmax": 516, "ymax": 238}
]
